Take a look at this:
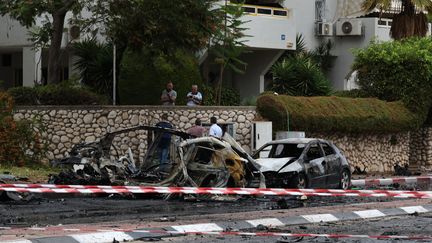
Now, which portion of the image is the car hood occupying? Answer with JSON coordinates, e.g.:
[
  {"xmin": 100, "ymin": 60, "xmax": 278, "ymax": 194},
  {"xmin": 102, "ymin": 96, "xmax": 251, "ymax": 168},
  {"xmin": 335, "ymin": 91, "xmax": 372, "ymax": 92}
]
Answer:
[{"xmin": 255, "ymin": 157, "xmax": 297, "ymax": 172}]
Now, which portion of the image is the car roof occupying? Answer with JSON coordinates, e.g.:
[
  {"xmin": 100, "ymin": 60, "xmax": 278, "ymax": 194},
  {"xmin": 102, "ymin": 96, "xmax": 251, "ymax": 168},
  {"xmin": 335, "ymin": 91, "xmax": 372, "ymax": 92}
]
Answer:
[{"xmin": 265, "ymin": 138, "xmax": 325, "ymax": 145}]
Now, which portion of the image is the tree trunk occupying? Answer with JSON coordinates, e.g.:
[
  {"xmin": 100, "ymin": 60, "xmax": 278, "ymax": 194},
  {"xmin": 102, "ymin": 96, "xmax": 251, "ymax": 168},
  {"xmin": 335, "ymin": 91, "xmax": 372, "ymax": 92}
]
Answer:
[
  {"xmin": 216, "ymin": 64, "xmax": 224, "ymax": 105},
  {"xmin": 47, "ymin": 12, "xmax": 67, "ymax": 84}
]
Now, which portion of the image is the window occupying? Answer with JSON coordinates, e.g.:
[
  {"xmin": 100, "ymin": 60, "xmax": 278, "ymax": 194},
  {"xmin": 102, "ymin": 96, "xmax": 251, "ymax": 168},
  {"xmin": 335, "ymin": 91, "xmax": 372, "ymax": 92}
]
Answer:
[
  {"xmin": 321, "ymin": 143, "xmax": 335, "ymax": 156},
  {"xmin": 242, "ymin": 7, "xmax": 256, "ymax": 13},
  {"xmin": 255, "ymin": 145, "xmax": 272, "ymax": 158},
  {"xmin": 2, "ymin": 54, "xmax": 12, "ymax": 67},
  {"xmin": 273, "ymin": 10, "xmax": 287, "ymax": 16},
  {"xmin": 265, "ymin": 143, "xmax": 305, "ymax": 158},
  {"xmin": 306, "ymin": 144, "xmax": 322, "ymax": 160},
  {"xmin": 257, "ymin": 8, "xmax": 271, "ymax": 15},
  {"xmin": 194, "ymin": 147, "xmax": 215, "ymax": 164},
  {"xmin": 315, "ymin": 0, "xmax": 326, "ymax": 21},
  {"xmin": 273, "ymin": 144, "xmax": 284, "ymax": 158},
  {"xmin": 378, "ymin": 20, "xmax": 387, "ymax": 26}
]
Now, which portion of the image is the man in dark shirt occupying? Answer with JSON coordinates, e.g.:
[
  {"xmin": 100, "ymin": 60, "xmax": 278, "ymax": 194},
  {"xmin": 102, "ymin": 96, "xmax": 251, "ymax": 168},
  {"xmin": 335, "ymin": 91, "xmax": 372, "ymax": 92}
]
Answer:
[{"xmin": 155, "ymin": 113, "xmax": 173, "ymax": 170}]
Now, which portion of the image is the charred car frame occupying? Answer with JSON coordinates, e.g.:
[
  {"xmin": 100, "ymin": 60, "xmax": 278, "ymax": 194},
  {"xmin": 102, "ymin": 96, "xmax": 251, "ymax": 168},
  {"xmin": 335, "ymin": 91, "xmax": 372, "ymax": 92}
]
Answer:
[{"xmin": 50, "ymin": 126, "xmax": 265, "ymax": 190}]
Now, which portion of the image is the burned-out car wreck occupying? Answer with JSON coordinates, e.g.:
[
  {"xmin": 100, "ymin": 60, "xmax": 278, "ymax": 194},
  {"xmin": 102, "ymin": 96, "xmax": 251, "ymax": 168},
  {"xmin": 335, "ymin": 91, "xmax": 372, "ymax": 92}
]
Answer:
[
  {"xmin": 253, "ymin": 138, "xmax": 351, "ymax": 189},
  {"xmin": 50, "ymin": 126, "xmax": 265, "ymax": 190}
]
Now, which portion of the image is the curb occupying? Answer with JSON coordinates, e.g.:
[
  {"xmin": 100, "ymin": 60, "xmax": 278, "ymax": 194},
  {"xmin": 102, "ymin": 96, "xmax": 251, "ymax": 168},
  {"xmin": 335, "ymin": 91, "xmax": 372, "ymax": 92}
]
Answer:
[{"xmin": 4, "ymin": 204, "xmax": 432, "ymax": 243}]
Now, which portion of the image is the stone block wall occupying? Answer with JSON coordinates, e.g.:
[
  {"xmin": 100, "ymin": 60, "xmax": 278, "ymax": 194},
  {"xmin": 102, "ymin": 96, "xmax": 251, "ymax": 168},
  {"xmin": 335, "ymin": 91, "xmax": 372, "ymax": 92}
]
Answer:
[
  {"xmin": 13, "ymin": 106, "xmax": 432, "ymax": 173},
  {"xmin": 310, "ymin": 132, "xmax": 411, "ymax": 173},
  {"xmin": 409, "ymin": 127, "xmax": 432, "ymax": 171},
  {"xmin": 13, "ymin": 106, "xmax": 257, "ymax": 164}
]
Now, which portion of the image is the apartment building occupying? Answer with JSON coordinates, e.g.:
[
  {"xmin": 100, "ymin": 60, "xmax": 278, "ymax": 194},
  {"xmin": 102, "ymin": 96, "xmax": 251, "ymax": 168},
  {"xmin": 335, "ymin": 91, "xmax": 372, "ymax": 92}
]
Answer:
[{"xmin": 0, "ymin": 0, "xmax": 409, "ymax": 98}]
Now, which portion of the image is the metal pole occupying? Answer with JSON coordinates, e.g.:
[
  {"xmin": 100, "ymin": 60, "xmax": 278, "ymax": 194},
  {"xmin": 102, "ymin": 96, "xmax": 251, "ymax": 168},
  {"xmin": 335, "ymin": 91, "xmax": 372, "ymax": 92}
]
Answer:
[{"xmin": 113, "ymin": 44, "xmax": 117, "ymax": 105}]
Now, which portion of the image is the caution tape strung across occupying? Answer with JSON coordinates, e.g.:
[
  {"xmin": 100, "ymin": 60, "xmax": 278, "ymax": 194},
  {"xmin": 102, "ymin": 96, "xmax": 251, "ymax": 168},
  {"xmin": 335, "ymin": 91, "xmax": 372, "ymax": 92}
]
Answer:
[
  {"xmin": 1, "ymin": 183, "xmax": 432, "ymax": 198},
  {"xmin": 351, "ymin": 176, "xmax": 432, "ymax": 187}
]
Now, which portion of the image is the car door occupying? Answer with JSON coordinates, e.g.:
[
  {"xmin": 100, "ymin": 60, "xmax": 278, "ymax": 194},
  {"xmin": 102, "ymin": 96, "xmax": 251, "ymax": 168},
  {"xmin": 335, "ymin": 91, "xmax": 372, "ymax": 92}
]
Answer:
[
  {"xmin": 303, "ymin": 142, "xmax": 326, "ymax": 188},
  {"xmin": 320, "ymin": 141, "xmax": 341, "ymax": 187}
]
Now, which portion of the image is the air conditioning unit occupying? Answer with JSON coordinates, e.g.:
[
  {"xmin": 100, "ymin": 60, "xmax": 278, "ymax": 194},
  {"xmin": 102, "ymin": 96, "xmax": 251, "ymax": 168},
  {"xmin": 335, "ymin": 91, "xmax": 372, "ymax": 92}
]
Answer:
[
  {"xmin": 316, "ymin": 22, "xmax": 333, "ymax": 36},
  {"xmin": 336, "ymin": 19, "xmax": 363, "ymax": 36}
]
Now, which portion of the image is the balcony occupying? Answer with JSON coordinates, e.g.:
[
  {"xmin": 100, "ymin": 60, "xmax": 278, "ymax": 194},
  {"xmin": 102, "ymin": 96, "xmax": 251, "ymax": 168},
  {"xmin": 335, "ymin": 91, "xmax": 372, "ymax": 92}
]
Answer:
[{"xmin": 240, "ymin": 4, "xmax": 296, "ymax": 50}]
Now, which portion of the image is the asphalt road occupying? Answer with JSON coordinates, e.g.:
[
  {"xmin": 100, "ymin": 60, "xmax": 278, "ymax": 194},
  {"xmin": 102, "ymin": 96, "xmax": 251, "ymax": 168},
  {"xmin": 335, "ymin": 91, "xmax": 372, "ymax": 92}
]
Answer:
[
  {"xmin": 1, "ymin": 181, "xmax": 431, "ymax": 242},
  {"xmin": 0, "ymin": 194, "xmax": 408, "ymax": 227},
  {"xmin": 153, "ymin": 213, "xmax": 432, "ymax": 243}
]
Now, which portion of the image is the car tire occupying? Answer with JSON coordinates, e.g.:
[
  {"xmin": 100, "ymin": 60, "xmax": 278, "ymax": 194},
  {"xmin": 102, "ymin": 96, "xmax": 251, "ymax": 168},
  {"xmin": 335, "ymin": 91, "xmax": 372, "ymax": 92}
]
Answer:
[
  {"xmin": 339, "ymin": 169, "xmax": 351, "ymax": 190},
  {"xmin": 291, "ymin": 173, "xmax": 307, "ymax": 189}
]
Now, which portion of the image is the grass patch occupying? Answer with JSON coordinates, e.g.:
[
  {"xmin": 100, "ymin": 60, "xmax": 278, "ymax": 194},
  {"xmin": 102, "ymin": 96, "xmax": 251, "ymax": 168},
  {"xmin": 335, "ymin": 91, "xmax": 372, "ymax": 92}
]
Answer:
[
  {"xmin": 0, "ymin": 164, "xmax": 60, "ymax": 182},
  {"xmin": 257, "ymin": 94, "xmax": 422, "ymax": 133}
]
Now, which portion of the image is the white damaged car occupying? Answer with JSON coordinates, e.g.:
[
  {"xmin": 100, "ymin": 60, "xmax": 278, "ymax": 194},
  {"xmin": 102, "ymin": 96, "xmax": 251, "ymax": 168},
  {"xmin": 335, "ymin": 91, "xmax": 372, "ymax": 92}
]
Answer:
[{"xmin": 252, "ymin": 138, "xmax": 351, "ymax": 189}]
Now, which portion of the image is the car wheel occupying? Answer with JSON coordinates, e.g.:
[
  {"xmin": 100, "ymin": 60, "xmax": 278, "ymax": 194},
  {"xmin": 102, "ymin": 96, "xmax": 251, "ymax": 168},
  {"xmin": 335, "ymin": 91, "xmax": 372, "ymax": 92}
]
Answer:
[
  {"xmin": 339, "ymin": 169, "xmax": 351, "ymax": 190},
  {"xmin": 291, "ymin": 173, "xmax": 307, "ymax": 189}
]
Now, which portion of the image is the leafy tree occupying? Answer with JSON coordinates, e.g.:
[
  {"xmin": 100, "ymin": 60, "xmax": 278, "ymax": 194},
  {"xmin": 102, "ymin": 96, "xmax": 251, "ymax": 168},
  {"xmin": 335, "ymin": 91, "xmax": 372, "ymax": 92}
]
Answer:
[
  {"xmin": 271, "ymin": 55, "xmax": 331, "ymax": 96},
  {"xmin": 87, "ymin": 0, "xmax": 219, "ymax": 55},
  {"xmin": 0, "ymin": 0, "xmax": 85, "ymax": 84},
  {"xmin": 209, "ymin": 1, "xmax": 248, "ymax": 105},
  {"xmin": 353, "ymin": 38, "xmax": 432, "ymax": 115},
  {"xmin": 72, "ymin": 39, "xmax": 114, "ymax": 100},
  {"xmin": 81, "ymin": 0, "xmax": 220, "ymax": 103},
  {"xmin": 270, "ymin": 34, "xmax": 332, "ymax": 96},
  {"xmin": 362, "ymin": 0, "xmax": 432, "ymax": 40}
]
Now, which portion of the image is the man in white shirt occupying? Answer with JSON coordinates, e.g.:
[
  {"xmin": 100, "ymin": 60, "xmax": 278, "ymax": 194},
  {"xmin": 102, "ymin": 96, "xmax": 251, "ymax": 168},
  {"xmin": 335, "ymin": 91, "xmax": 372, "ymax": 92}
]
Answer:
[
  {"xmin": 186, "ymin": 85, "xmax": 202, "ymax": 106},
  {"xmin": 209, "ymin": 116, "xmax": 222, "ymax": 138}
]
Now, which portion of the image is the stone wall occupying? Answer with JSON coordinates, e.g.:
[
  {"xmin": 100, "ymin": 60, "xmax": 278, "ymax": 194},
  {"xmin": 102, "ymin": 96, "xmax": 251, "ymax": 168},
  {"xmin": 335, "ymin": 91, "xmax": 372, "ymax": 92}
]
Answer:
[
  {"xmin": 409, "ymin": 127, "xmax": 432, "ymax": 171},
  {"xmin": 13, "ymin": 106, "xmax": 432, "ymax": 173},
  {"xmin": 13, "ymin": 106, "xmax": 257, "ymax": 164},
  {"xmin": 310, "ymin": 132, "xmax": 411, "ymax": 173}
]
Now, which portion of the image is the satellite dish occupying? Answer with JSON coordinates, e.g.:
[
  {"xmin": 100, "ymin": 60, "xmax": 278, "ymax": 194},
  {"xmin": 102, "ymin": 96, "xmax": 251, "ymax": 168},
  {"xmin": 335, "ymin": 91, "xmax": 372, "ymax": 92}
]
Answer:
[{"xmin": 342, "ymin": 21, "xmax": 353, "ymax": 34}]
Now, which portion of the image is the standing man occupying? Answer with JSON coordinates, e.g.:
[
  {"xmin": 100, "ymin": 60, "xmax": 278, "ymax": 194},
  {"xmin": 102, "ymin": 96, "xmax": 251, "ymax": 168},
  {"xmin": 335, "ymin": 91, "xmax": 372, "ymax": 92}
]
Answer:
[
  {"xmin": 209, "ymin": 116, "xmax": 222, "ymax": 138},
  {"xmin": 186, "ymin": 84, "xmax": 203, "ymax": 106},
  {"xmin": 161, "ymin": 81, "xmax": 177, "ymax": 106},
  {"xmin": 187, "ymin": 118, "xmax": 206, "ymax": 137},
  {"xmin": 155, "ymin": 113, "xmax": 173, "ymax": 170}
]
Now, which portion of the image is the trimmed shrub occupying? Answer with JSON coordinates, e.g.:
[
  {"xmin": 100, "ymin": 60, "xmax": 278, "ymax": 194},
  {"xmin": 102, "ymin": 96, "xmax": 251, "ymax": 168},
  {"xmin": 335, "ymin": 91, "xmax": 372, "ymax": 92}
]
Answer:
[
  {"xmin": 7, "ymin": 86, "xmax": 38, "ymax": 105},
  {"xmin": 0, "ymin": 92, "xmax": 45, "ymax": 166},
  {"xmin": 257, "ymin": 94, "xmax": 421, "ymax": 133},
  {"xmin": 201, "ymin": 84, "xmax": 240, "ymax": 106},
  {"xmin": 332, "ymin": 89, "xmax": 374, "ymax": 99},
  {"xmin": 353, "ymin": 38, "xmax": 432, "ymax": 115},
  {"xmin": 119, "ymin": 49, "xmax": 202, "ymax": 105},
  {"xmin": 8, "ymin": 83, "xmax": 107, "ymax": 106}
]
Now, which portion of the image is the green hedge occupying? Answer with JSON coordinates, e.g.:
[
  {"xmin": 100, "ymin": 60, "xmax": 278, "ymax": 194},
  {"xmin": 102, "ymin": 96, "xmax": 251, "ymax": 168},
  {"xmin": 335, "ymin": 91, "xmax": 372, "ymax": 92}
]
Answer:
[
  {"xmin": 256, "ymin": 94, "xmax": 421, "ymax": 133},
  {"xmin": 353, "ymin": 38, "xmax": 432, "ymax": 115},
  {"xmin": 8, "ymin": 83, "xmax": 107, "ymax": 106}
]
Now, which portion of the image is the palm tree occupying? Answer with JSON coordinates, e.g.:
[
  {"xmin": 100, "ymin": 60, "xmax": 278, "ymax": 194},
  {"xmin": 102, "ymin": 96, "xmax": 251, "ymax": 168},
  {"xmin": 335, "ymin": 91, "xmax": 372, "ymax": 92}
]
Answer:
[{"xmin": 362, "ymin": 0, "xmax": 432, "ymax": 40}]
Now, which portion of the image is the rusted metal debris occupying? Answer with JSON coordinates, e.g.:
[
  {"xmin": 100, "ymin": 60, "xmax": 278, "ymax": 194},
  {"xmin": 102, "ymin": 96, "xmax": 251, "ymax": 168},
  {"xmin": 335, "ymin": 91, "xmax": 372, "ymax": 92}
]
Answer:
[{"xmin": 49, "ymin": 126, "xmax": 265, "ymax": 193}]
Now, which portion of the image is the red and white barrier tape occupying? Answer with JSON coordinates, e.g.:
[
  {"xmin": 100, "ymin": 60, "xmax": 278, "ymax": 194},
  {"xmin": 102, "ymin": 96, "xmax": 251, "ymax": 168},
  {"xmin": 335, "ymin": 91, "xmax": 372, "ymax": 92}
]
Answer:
[
  {"xmin": 352, "ymin": 176, "xmax": 432, "ymax": 187},
  {"xmin": 1, "ymin": 183, "xmax": 432, "ymax": 198},
  {"xmin": 1, "ymin": 226, "xmax": 430, "ymax": 241}
]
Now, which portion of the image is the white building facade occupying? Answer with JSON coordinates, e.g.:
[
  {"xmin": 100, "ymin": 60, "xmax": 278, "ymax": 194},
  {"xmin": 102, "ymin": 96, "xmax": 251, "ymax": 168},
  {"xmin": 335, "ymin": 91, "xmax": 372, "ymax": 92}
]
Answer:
[{"xmin": 0, "ymin": 0, "xmax": 410, "ymax": 98}]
